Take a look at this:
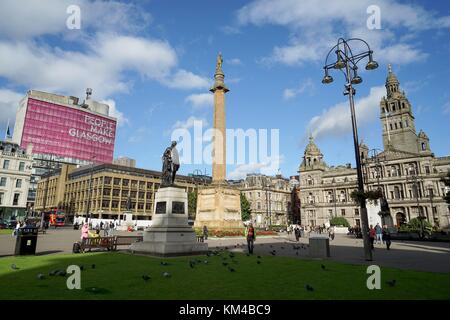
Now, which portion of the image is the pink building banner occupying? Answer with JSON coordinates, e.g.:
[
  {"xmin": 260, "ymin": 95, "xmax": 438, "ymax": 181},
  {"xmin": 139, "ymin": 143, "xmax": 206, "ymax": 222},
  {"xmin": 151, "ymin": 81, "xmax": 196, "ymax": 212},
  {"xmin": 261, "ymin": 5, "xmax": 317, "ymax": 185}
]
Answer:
[{"xmin": 21, "ymin": 98, "xmax": 116, "ymax": 163}]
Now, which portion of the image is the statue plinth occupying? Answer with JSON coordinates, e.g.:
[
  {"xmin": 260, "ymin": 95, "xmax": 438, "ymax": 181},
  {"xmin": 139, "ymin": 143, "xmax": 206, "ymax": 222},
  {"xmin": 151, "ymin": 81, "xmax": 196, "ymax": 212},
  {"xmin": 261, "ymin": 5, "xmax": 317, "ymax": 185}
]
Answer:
[
  {"xmin": 194, "ymin": 184, "xmax": 243, "ymax": 230},
  {"xmin": 129, "ymin": 187, "xmax": 208, "ymax": 256}
]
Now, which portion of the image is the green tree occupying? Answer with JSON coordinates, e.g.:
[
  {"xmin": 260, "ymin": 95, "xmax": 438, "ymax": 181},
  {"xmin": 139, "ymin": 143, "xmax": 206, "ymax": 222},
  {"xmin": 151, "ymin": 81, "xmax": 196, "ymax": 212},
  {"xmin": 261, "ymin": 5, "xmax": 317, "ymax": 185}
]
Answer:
[
  {"xmin": 330, "ymin": 216, "xmax": 350, "ymax": 227},
  {"xmin": 188, "ymin": 191, "xmax": 197, "ymax": 220},
  {"xmin": 240, "ymin": 193, "xmax": 252, "ymax": 221}
]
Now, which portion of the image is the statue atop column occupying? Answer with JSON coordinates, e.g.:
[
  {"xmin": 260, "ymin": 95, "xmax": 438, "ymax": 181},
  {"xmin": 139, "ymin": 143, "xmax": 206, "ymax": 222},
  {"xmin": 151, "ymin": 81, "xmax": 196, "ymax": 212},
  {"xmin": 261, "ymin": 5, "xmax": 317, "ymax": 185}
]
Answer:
[{"xmin": 216, "ymin": 52, "xmax": 223, "ymax": 71}]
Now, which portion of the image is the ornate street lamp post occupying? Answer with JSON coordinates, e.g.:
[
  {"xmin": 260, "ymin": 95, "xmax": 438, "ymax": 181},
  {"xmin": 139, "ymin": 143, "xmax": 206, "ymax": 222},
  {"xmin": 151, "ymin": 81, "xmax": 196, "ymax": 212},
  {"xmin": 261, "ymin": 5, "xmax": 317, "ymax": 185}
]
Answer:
[
  {"xmin": 322, "ymin": 38, "xmax": 379, "ymax": 261},
  {"xmin": 406, "ymin": 167, "xmax": 425, "ymax": 237},
  {"xmin": 85, "ymin": 156, "xmax": 96, "ymax": 223}
]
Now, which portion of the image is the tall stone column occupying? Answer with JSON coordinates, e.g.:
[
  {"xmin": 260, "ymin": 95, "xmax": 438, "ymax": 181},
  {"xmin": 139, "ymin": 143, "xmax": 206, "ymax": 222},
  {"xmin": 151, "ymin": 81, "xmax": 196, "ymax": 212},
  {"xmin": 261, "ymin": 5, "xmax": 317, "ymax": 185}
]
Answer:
[
  {"xmin": 194, "ymin": 53, "xmax": 242, "ymax": 230},
  {"xmin": 210, "ymin": 53, "xmax": 229, "ymax": 183}
]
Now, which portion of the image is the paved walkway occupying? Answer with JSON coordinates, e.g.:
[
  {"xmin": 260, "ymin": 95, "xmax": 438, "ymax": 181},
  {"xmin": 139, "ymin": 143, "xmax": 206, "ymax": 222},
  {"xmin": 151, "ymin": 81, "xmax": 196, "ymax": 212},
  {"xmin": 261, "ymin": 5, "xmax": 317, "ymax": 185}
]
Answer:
[{"xmin": 1, "ymin": 228, "xmax": 449, "ymax": 274}]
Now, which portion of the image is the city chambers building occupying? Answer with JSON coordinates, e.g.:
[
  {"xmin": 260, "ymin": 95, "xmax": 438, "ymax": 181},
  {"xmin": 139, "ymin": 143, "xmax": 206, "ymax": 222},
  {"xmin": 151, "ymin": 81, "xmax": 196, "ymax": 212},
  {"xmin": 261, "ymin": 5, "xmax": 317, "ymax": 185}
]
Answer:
[
  {"xmin": 298, "ymin": 66, "xmax": 450, "ymax": 230},
  {"xmin": 35, "ymin": 163, "xmax": 210, "ymax": 222}
]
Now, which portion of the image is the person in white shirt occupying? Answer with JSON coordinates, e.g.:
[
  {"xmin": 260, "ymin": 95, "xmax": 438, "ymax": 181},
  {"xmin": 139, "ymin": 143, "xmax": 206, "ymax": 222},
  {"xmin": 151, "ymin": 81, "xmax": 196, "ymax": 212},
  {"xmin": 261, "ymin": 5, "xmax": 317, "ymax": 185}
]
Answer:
[{"xmin": 170, "ymin": 141, "xmax": 180, "ymax": 184}]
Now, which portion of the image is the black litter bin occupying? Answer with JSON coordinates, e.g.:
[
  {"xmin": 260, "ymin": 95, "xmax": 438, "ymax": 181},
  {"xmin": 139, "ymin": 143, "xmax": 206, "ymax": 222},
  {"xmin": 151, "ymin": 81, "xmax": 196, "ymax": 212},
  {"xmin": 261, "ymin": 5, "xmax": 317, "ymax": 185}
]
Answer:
[{"xmin": 15, "ymin": 227, "xmax": 38, "ymax": 255}]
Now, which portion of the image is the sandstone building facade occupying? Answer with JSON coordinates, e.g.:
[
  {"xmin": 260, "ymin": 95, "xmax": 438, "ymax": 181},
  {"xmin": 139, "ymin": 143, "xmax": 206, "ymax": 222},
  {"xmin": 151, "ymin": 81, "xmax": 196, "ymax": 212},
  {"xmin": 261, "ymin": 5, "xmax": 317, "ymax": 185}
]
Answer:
[{"xmin": 298, "ymin": 66, "xmax": 450, "ymax": 229}]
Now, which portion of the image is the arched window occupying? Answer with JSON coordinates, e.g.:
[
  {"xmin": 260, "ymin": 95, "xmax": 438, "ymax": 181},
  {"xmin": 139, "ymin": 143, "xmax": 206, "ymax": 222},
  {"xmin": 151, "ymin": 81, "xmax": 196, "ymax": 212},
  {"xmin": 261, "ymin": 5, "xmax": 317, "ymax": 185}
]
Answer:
[
  {"xmin": 340, "ymin": 191, "xmax": 346, "ymax": 202},
  {"xmin": 421, "ymin": 143, "xmax": 426, "ymax": 151},
  {"xmin": 307, "ymin": 176, "xmax": 313, "ymax": 186},
  {"xmin": 308, "ymin": 193, "xmax": 314, "ymax": 204}
]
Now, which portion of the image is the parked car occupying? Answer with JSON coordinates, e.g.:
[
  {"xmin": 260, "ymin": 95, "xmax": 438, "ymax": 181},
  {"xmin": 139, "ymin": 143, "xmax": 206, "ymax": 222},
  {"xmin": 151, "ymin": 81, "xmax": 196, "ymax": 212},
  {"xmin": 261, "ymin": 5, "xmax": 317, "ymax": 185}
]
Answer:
[
  {"xmin": 0, "ymin": 219, "xmax": 7, "ymax": 229},
  {"xmin": 6, "ymin": 219, "xmax": 17, "ymax": 229}
]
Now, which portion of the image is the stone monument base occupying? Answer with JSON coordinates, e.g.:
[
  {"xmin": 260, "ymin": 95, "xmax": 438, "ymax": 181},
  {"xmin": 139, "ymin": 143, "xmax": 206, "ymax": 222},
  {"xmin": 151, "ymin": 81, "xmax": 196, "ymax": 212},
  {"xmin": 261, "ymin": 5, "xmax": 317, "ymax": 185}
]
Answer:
[
  {"xmin": 116, "ymin": 211, "xmax": 133, "ymax": 231},
  {"xmin": 194, "ymin": 184, "xmax": 243, "ymax": 230},
  {"xmin": 129, "ymin": 186, "xmax": 207, "ymax": 256}
]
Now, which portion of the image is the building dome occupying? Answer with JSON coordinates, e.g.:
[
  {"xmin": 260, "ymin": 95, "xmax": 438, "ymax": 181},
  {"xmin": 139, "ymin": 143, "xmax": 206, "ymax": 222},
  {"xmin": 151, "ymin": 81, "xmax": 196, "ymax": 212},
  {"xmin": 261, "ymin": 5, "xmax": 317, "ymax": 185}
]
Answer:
[
  {"xmin": 304, "ymin": 136, "xmax": 322, "ymax": 156},
  {"xmin": 418, "ymin": 130, "xmax": 428, "ymax": 139},
  {"xmin": 386, "ymin": 64, "xmax": 399, "ymax": 85}
]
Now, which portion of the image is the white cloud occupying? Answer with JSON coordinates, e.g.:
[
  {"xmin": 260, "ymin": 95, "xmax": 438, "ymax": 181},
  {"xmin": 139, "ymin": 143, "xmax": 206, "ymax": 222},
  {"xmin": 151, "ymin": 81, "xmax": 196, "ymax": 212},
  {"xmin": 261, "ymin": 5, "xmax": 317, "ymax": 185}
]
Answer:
[
  {"xmin": 0, "ymin": 0, "xmax": 151, "ymax": 39},
  {"xmin": 163, "ymin": 69, "xmax": 210, "ymax": 90},
  {"xmin": 283, "ymin": 78, "xmax": 315, "ymax": 100},
  {"xmin": 220, "ymin": 26, "xmax": 242, "ymax": 35},
  {"xmin": 99, "ymin": 99, "xmax": 128, "ymax": 127},
  {"xmin": 185, "ymin": 93, "xmax": 214, "ymax": 109},
  {"xmin": 171, "ymin": 116, "xmax": 209, "ymax": 132},
  {"xmin": 228, "ymin": 155, "xmax": 284, "ymax": 180},
  {"xmin": 0, "ymin": 89, "xmax": 23, "ymax": 128},
  {"xmin": 237, "ymin": 0, "xmax": 450, "ymax": 66},
  {"xmin": 307, "ymin": 86, "xmax": 385, "ymax": 139},
  {"xmin": 443, "ymin": 102, "xmax": 450, "ymax": 115},
  {"xmin": 0, "ymin": 34, "xmax": 178, "ymax": 99},
  {"xmin": 227, "ymin": 58, "xmax": 242, "ymax": 66}
]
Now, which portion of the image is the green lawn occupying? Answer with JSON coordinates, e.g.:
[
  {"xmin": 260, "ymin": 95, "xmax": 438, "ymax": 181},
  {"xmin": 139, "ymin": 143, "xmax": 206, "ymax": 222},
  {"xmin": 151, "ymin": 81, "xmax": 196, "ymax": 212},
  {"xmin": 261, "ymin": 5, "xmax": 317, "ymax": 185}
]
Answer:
[
  {"xmin": 1, "ymin": 251, "xmax": 449, "ymax": 300},
  {"xmin": 0, "ymin": 229, "xmax": 13, "ymax": 235}
]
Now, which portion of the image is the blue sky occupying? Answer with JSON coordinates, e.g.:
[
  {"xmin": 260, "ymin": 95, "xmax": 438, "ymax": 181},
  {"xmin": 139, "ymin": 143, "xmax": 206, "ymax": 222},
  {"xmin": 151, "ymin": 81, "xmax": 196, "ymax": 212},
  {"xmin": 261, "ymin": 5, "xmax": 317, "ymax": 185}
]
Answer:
[{"xmin": 1, "ymin": 0, "xmax": 450, "ymax": 180}]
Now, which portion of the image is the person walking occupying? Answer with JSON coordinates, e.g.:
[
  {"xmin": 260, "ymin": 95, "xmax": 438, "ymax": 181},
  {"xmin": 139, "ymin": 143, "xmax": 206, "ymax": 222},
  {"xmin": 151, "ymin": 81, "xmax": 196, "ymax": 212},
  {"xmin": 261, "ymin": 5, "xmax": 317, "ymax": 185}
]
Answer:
[
  {"xmin": 203, "ymin": 225, "xmax": 208, "ymax": 240},
  {"xmin": 369, "ymin": 225, "xmax": 376, "ymax": 250},
  {"xmin": 104, "ymin": 221, "xmax": 110, "ymax": 236},
  {"xmin": 80, "ymin": 223, "xmax": 89, "ymax": 252},
  {"xmin": 329, "ymin": 226, "xmax": 335, "ymax": 240},
  {"xmin": 294, "ymin": 225, "xmax": 300, "ymax": 241},
  {"xmin": 382, "ymin": 225, "xmax": 392, "ymax": 250},
  {"xmin": 245, "ymin": 223, "xmax": 256, "ymax": 254},
  {"xmin": 13, "ymin": 220, "xmax": 21, "ymax": 237},
  {"xmin": 375, "ymin": 223, "xmax": 383, "ymax": 244}
]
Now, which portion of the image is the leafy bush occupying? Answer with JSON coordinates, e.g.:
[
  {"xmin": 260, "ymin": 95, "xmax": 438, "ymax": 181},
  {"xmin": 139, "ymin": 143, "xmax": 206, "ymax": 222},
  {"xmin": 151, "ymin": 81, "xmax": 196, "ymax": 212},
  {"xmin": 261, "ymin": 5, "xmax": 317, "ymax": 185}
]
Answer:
[
  {"xmin": 398, "ymin": 217, "xmax": 432, "ymax": 234},
  {"xmin": 330, "ymin": 217, "xmax": 350, "ymax": 227}
]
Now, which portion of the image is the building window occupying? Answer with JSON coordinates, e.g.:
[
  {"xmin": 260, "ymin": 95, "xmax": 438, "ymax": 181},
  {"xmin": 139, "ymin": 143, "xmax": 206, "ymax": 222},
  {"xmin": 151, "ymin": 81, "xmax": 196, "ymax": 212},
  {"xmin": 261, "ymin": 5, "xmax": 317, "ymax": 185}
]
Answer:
[
  {"xmin": 0, "ymin": 177, "xmax": 6, "ymax": 187},
  {"xmin": 341, "ymin": 209, "xmax": 346, "ymax": 216},
  {"xmin": 0, "ymin": 192, "xmax": 3, "ymax": 205},
  {"xmin": 394, "ymin": 186, "xmax": 401, "ymax": 199},
  {"xmin": 13, "ymin": 193, "xmax": 20, "ymax": 206},
  {"xmin": 257, "ymin": 202, "xmax": 261, "ymax": 210},
  {"xmin": 421, "ymin": 143, "xmax": 426, "ymax": 151},
  {"xmin": 425, "ymin": 166, "xmax": 430, "ymax": 175},
  {"xmin": 308, "ymin": 192, "xmax": 314, "ymax": 204},
  {"xmin": 355, "ymin": 209, "xmax": 359, "ymax": 216},
  {"xmin": 16, "ymin": 179, "xmax": 22, "ymax": 188},
  {"xmin": 258, "ymin": 192, "xmax": 260, "ymax": 198},
  {"xmin": 18, "ymin": 162, "xmax": 25, "ymax": 171},
  {"xmin": 340, "ymin": 191, "xmax": 346, "ymax": 202},
  {"xmin": 3, "ymin": 160, "xmax": 10, "ymax": 169}
]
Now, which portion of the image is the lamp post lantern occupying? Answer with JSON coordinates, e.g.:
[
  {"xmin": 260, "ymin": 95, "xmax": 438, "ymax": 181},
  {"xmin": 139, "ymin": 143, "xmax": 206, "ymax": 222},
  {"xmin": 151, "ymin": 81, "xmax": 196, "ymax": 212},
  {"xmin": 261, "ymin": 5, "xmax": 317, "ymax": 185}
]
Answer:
[{"xmin": 322, "ymin": 38, "xmax": 379, "ymax": 261}]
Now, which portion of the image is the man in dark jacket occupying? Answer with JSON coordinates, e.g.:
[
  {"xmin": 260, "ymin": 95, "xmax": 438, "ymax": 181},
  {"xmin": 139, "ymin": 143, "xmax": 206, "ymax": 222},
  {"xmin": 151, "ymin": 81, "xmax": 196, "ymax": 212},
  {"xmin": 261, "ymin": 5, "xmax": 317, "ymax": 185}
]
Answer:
[
  {"xmin": 294, "ymin": 226, "xmax": 300, "ymax": 241},
  {"xmin": 382, "ymin": 225, "xmax": 392, "ymax": 250}
]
